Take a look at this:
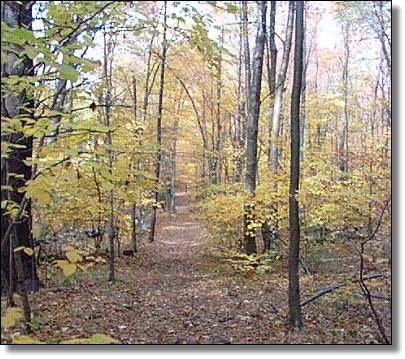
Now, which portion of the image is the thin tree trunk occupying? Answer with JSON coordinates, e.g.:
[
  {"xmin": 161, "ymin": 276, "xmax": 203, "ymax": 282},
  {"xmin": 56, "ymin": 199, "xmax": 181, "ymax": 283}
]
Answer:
[
  {"xmin": 131, "ymin": 76, "xmax": 138, "ymax": 253},
  {"xmin": 234, "ymin": 9, "xmax": 244, "ymax": 183},
  {"xmin": 149, "ymin": 1, "xmax": 167, "ymax": 242},
  {"xmin": 214, "ymin": 28, "xmax": 224, "ymax": 184},
  {"xmin": 102, "ymin": 28, "xmax": 115, "ymax": 282},
  {"xmin": 266, "ymin": 1, "xmax": 277, "ymax": 172},
  {"xmin": 339, "ymin": 22, "xmax": 350, "ymax": 176},
  {"xmin": 269, "ymin": 2, "xmax": 294, "ymax": 174},
  {"xmin": 243, "ymin": 1, "xmax": 267, "ymax": 255},
  {"xmin": 242, "ymin": 1, "xmax": 251, "ymax": 94},
  {"xmin": 287, "ymin": 0, "xmax": 304, "ymax": 328},
  {"xmin": 170, "ymin": 119, "xmax": 178, "ymax": 213}
]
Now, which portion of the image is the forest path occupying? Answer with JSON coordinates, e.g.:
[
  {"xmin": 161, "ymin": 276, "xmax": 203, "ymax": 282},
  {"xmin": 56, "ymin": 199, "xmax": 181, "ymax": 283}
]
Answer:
[
  {"xmin": 26, "ymin": 193, "xmax": 381, "ymax": 344},
  {"xmin": 30, "ymin": 192, "xmax": 284, "ymax": 344}
]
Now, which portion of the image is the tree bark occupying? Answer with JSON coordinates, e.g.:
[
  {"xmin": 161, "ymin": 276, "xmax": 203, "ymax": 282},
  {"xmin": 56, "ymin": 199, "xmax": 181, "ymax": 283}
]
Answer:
[
  {"xmin": 131, "ymin": 76, "xmax": 138, "ymax": 253},
  {"xmin": 102, "ymin": 27, "xmax": 115, "ymax": 282},
  {"xmin": 339, "ymin": 21, "xmax": 350, "ymax": 176},
  {"xmin": 233, "ymin": 8, "xmax": 245, "ymax": 183},
  {"xmin": 299, "ymin": 7, "xmax": 307, "ymax": 162},
  {"xmin": 1, "ymin": 0, "xmax": 40, "ymax": 294},
  {"xmin": 269, "ymin": 2, "xmax": 294, "ymax": 174},
  {"xmin": 287, "ymin": 0, "xmax": 304, "ymax": 328},
  {"xmin": 149, "ymin": 1, "xmax": 167, "ymax": 242},
  {"xmin": 242, "ymin": 1, "xmax": 251, "ymax": 95},
  {"xmin": 266, "ymin": 1, "xmax": 277, "ymax": 171},
  {"xmin": 243, "ymin": 1, "xmax": 267, "ymax": 255}
]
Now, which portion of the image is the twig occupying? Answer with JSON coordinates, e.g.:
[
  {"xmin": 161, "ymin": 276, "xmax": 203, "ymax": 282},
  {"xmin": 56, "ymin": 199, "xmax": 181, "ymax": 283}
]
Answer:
[
  {"xmin": 359, "ymin": 197, "xmax": 391, "ymax": 344},
  {"xmin": 300, "ymin": 273, "xmax": 385, "ymax": 307}
]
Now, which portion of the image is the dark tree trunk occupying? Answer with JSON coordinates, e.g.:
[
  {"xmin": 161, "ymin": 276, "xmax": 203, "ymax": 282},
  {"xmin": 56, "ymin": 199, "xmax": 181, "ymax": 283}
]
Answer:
[
  {"xmin": 102, "ymin": 28, "xmax": 115, "ymax": 283},
  {"xmin": 287, "ymin": 0, "xmax": 304, "ymax": 328},
  {"xmin": 131, "ymin": 76, "xmax": 138, "ymax": 253},
  {"xmin": 243, "ymin": 1, "xmax": 267, "ymax": 255},
  {"xmin": 1, "ymin": 0, "xmax": 40, "ymax": 294},
  {"xmin": 149, "ymin": 0, "xmax": 167, "ymax": 242}
]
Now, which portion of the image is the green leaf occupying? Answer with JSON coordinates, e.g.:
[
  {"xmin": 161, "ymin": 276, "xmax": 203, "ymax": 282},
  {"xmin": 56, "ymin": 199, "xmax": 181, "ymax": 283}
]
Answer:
[
  {"xmin": 58, "ymin": 64, "xmax": 78, "ymax": 82},
  {"xmin": 226, "ymin": 3, "xmax": 238, "ymax": 14},
  {"xmin": 30, "ymin": 318, "xmax": 41, "ymax": 331},
  {"xmin": 10, "ymin": 28, "xmax": 36, "ymax": 42}
]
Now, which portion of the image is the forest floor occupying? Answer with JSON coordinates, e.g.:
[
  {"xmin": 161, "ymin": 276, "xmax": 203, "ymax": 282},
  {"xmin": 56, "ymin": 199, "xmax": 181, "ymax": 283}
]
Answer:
[{"xmin": 2, "ymin": 193, "xmax": 391, "ymax": 344}]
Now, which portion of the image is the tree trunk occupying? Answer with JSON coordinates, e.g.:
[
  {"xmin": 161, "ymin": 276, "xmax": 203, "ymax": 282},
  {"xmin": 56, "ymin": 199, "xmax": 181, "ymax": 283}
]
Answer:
[
  {"xmin": 287, "ymin": 0, "xmax": 304, "ymax": 328},
  {"xmin": 149, "ymin": 1, "xmax": 167, "ymax": 242},
  {"xmin": 131, "ymin": 76, "xmax": 138, "ymax": 253},
  {"xmin": 299, "ymin": 8, "xmax": 307, "ymax": 162},
  {"xmin": 243, "ymin": 1, "xmax": 267, "ymax": 255},
  {"xmin": 102, "ymin": 27, "xmax": 115, "ymax": 283},
  {"xmin": 1, "ymin": 0, "xmax": 40, "ymax": 294},
  {"xmin": 269, "ymin": 2, "xmax": 294, "ymax": 174},
  {"xmin": 233, "ymin": 8, "xmax": 245, "ymax": 183},
  {"xmin": 169, "ymin": 118, "xmax": 179, "ymax": 214},
  {"xmin": 266, "ymin": 1, "xmax": 277, "ymax": 171},
  {"xmin": 339, "ymin": 22, "xmax": 350, "ymax": 176},
  {"xmin": 214, "ymin": 28, "xmax": 224, "ymax": 184},
  {"xmin": 242, "ymin": 1, "xmax": 251, "ymax": 94}
]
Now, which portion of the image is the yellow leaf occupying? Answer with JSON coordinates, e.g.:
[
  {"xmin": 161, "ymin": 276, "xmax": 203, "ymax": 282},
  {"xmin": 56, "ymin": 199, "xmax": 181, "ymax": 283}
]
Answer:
[
  {"xmin": 7, "ymin": 307, "xmax": 23, "ymax": 321},
  {"xmin": 12, "ymin": 335, "xmax": 45, "ymax": 344},
  {"xmin": 62, "ymin": 263, "xmax": 76, "ymax": 277},
  {"xmin": 14, "ymin": 246, "xmax": 34, "ymax": 256},
  {"xmin": 77, "ymin": 262, "xmax": 93, "ymax": 272},
  {"xmin": 23, "ymin": 247, "xmax": 34, "ymax": 256},
  {"xmin": 1, "ymin": 314, "xmax": 15, "ymax": 328},
  {"xmin": 55, "ymin": 260, "xmax": 69, "ymax": 269},
  {"xmin": 60, "ymin": 338, "xmax": 91, "ymax": 344},
  {"xmin": 66, "ymin": 250, "xmax": 82, "ymax": 264},
  {"xmin": 35, "ymin": 189, "xmax": 51, "ymax": 206},
  {"xmin": 31, "ymin": 225, "xmax": 40, "ymax": 238},
  {"xmin": 88, "ymin": 334, "xmax": 120, "ymax": 344}
]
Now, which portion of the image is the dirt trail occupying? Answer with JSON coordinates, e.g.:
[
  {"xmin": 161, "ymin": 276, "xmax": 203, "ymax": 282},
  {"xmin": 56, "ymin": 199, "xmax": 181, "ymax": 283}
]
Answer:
[
  {"xmin": 22, "ymin": 192, "xmax": 385, "ymax": 344},
  {"xmin": 27, "ymin": 192, "xmax": 283, "ymax": 344}
]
